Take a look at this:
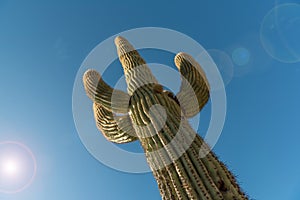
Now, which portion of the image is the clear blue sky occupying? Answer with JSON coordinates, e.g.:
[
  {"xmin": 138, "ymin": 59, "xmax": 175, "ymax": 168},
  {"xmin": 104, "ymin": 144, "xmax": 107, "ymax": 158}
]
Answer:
[{"xmin": 0, "ymin": 0, "xmax": 300, "ymax": 199}]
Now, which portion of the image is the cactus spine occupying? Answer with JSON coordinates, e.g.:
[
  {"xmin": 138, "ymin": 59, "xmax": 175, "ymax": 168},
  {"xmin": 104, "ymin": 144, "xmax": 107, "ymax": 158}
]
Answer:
[{"xmin": 83, "ymin": 36, "xmax": 247, "ymax": 200}]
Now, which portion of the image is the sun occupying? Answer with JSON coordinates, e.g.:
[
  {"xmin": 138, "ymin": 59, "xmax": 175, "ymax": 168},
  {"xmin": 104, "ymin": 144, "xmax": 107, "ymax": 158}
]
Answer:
[
  {"xmin": 0, "ymin": 141, "xmax": 37, "ymax": 194},
  {"xmin": 1, "ymin": 158, "xmax": 20, "ymax": 177}
]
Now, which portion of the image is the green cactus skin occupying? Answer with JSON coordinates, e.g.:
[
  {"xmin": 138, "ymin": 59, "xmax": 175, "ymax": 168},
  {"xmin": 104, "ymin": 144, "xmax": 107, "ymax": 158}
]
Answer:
[{"xmin": 83, "ymin": 36, "xmax": 248, "ymax": 200}]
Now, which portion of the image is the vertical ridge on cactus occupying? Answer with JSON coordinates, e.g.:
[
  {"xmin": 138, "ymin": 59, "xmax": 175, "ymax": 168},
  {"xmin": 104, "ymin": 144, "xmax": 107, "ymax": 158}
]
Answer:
[{"xmin": 83, "ymin": 36, "xmax": 248, "ymax": 200}]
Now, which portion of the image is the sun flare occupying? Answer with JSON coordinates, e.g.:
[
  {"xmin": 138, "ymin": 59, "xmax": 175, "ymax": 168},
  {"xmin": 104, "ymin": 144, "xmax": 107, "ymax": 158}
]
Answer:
[
  {"xmin": 1, "ymin": 158, "xmax": 20, "ymax": 177},
  {"xmin": 0, "ymin": 141, "xmax": 37, "ymax": 194}
]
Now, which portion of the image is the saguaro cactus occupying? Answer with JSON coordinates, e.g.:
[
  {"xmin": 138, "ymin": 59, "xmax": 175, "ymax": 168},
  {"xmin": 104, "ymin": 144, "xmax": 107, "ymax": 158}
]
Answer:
[{"xmin": 83, "ymin": 36, "xmax": 248, "ymax": 200}]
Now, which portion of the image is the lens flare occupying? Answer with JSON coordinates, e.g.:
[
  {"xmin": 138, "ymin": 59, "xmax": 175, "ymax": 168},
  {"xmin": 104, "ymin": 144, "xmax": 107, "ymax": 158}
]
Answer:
[
  {"xmin": 260, "ymin": 3, "xmax": 300, "ymax": 63},
  {"xmin": 206, "ymin": 49, "xmax": 234, "ymax": 90},
  {"xmin": 232, "ymin": 47, "xmax": 251, "ymax": 66},
  {"xmin": 0, "ymin": 141, "xmax": 37, "ymax": 194}
]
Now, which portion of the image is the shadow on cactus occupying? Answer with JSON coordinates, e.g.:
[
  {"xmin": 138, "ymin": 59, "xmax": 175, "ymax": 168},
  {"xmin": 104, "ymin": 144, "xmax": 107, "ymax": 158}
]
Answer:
[{"xmin": 83, "ymin": 36, "xmax": 248, "ymax": 200}]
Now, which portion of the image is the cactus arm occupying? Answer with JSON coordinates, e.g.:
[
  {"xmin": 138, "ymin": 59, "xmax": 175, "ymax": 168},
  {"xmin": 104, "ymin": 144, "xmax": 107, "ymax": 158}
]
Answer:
[
  {"xmin": 114, "ymin": 36, "xmax": 146, "ymax": 72},
  {"xmin": 174, "ymin": 52, "xmax": 210, "ymax": 118},
  {"xmin": 83, "ymin": 69, "xmax": 130, "ymax": 113},
  {"xmin": 114, "ymin": 36, "xmax": 159, "ymax": 95},
  {"xmin": 92, "ymin": 102, "xmax": 137, "ymax": 143},
  {"xmin": 83, "ymin": 69, "xmax": 137, "ymax": 143}
]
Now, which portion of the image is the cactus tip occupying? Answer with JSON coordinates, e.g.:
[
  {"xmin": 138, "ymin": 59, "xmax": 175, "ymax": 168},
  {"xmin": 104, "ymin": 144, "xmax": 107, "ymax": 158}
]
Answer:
[
  {"xmin": 114, "ymin": 36, "xmax": 127, "ymax": 45},
  {"xmin": 83, "ymin": 69, "xmax": 102, "ymax": 100},
  {"xmin": 114, "ymin": 36, "xmax": 135, "ymax": 57},
  {"xmin": 83, "ymin": 69, "xmax": 101, "ymax": 86},
  {"xmin": 174, "ymin": 52, "xmax": 194, "ymax": 66}
]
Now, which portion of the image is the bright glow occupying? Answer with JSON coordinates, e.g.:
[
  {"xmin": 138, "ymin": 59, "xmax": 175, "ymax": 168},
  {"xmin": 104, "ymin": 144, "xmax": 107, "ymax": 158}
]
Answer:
[
  {"xmin": 0, "ymin": 141, "xmax": 37, "ymax": 194},
  {"xmin": 2, "ymin": 158, "xmax": 20, "ymax": 177}
]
